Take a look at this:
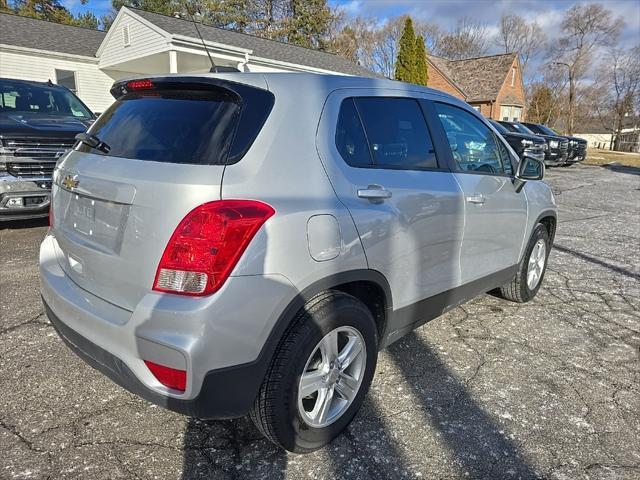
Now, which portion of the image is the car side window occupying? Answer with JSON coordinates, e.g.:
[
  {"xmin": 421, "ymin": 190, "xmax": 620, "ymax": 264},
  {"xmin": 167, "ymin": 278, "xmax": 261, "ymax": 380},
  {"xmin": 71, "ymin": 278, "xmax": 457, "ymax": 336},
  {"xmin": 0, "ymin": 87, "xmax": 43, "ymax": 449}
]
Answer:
[
  {"xmin": 435, "ymin": 102, "xmax": 508, "ymax": 176},
  {"xmin": 354, "ymin": 97, "xmax": 438, "ymax": 170},
  {"xmin": 335, "ymin": 98, "xmax": 373, "ymax": 167}
]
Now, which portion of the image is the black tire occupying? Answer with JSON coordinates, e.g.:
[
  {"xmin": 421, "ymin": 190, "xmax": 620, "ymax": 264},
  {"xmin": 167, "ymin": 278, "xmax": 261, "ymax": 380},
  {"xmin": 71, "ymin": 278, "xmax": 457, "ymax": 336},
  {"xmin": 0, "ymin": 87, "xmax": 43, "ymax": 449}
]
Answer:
[
  {"xmin": 499, "ymin": 223, "xmax": 550, "ymax": 303},
  {"xmin": 250, "ymin": 290, "xmax": 378, "ymax": 453}
]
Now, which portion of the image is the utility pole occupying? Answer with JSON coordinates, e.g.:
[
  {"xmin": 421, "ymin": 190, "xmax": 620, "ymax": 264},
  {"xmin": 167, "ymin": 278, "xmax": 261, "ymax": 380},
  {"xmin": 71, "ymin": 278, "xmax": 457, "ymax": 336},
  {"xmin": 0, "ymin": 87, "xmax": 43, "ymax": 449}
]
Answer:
[{"xmin": 553, "ymin": 61, "xmax": 574, "ymax": 135}]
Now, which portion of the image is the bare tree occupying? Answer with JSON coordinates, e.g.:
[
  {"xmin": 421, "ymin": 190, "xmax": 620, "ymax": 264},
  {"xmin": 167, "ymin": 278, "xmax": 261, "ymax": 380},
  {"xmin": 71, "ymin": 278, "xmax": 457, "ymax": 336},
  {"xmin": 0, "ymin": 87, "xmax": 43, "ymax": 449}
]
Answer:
[
  {"xmin": 549, "ymin": 3, "xmax": 624, "ymax": 135},
  {"xmin": 434, "ymin": 17, "xmax": 489, "ymax": 60},
  {"xmin": 329, "ymin": 14, "xmax": 377, "ymax": 64},
  {"xmin": 495, "ymin": 14, "xmax": 545, "ymax": 79},
  {"xmin": 527, "ymin": 64, "xmax": 568, "ymax": 127},
  {"xmin": 351, "ymin": 15, "xmax": 422, "ymax": 78},
  {"xmin": 590, "ymin": 46, "xmax": 640, "ymax": 149},
  {"xmin": 326, "ymin": 11, "xmax": 444, "ymax": 78}
]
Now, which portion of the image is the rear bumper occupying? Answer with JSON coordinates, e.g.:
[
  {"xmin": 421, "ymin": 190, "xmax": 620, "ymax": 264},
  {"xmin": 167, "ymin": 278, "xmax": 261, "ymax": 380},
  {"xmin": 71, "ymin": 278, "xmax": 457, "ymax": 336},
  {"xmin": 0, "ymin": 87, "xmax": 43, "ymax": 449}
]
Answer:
[
  {"xmin": 40, "ymin": 233, "xmax": 297, "ymax": 418},
  {"xmin": 43, "ymin": 299, "xmax": 265, "ymax": 418},
  {"xmin": 0, "ymin": 176, "xmax": 51, "ymax": 220}
]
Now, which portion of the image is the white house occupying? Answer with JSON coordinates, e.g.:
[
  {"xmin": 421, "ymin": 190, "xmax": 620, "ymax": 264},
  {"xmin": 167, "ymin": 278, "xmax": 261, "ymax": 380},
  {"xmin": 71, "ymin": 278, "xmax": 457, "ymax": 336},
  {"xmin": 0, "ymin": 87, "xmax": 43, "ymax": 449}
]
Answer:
[{"xmin": 0, "ymin": 7, "xmax": 373, "ymax": 113}]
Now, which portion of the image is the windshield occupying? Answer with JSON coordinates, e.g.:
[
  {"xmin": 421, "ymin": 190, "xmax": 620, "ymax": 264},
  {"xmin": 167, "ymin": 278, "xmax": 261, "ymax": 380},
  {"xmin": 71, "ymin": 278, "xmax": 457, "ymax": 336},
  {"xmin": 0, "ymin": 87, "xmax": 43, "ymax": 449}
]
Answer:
[
  {"xmin": 489, "ymin": 120, "xmax": 508, "ymax": 134},
  {"xmin": 0, "ymin": 79, "xmax": 92, "ymax": 119},
  {"xmin": 502, "ymin": 122, "xmax": 535, "ymax": 135},
  {"xmin": 534, "ymin": 123, "xmax": 560, "ymax": 136},
  {"xmin": 523, "ymin": 122, "xmax": 557, "ymax": 136}
]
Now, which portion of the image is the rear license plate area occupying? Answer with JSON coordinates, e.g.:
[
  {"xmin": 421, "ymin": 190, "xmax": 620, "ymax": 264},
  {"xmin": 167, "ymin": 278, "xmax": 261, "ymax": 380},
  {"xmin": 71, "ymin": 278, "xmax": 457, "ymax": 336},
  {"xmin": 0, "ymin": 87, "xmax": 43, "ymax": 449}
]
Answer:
[{"xmin": 70, "ymin": 195, "xmax": 96, "ymax": 234}]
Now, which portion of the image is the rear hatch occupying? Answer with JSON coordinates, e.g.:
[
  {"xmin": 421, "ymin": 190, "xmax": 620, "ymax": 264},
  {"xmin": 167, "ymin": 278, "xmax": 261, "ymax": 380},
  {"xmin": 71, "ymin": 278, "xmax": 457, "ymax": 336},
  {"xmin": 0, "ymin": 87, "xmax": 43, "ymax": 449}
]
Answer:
[{"xmin": 50, "ymin": 76, "xmax": 273, "ymax": 311}]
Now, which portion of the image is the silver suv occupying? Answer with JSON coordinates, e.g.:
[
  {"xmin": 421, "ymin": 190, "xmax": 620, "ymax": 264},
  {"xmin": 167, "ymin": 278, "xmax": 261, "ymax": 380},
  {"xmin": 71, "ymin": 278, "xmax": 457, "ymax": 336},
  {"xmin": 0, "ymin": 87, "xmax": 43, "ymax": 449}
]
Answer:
[{"xmin": 40, "ymin": 73, "xmax": 556, "ymax": 453}]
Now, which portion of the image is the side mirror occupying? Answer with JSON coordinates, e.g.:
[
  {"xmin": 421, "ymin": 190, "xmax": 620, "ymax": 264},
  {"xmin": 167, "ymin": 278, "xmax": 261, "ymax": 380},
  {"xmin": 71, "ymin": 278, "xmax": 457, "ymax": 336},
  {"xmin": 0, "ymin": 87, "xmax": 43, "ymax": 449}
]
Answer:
[
  {"xmin": 514, "ymin": 155, "xmax": 544, "ymax": 191},
  {"xmin": 516, "ymin": 155, "xmax": 544, "ymax": 180}
]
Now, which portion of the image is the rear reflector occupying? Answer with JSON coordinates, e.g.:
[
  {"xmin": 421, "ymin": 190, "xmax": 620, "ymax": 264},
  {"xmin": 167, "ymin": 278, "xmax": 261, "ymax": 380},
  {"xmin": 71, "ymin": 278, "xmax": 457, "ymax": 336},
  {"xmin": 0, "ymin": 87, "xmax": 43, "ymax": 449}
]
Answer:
[
  {"xmin": 153, "ymin": 200, "xmax": 275, "ymax": 296},
  {"xmin": 144, "ymin": 360, "xmax": 186, "ymax": 392}
]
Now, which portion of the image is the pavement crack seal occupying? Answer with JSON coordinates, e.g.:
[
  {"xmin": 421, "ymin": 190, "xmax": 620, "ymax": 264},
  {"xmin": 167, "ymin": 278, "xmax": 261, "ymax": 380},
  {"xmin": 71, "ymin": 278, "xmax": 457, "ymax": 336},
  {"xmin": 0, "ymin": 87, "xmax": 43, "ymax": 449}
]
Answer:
[{"xmin": 0, "ymin": 311, "xmax": 49, "ymax": 335}]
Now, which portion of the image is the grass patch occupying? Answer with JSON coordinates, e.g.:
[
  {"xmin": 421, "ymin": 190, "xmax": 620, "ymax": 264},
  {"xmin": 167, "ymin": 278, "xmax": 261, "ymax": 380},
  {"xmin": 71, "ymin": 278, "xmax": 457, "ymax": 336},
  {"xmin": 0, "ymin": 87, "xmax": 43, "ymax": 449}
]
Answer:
[{"xmin": 585, "ymin": 148, "xmax": 640, "ymax": 167}]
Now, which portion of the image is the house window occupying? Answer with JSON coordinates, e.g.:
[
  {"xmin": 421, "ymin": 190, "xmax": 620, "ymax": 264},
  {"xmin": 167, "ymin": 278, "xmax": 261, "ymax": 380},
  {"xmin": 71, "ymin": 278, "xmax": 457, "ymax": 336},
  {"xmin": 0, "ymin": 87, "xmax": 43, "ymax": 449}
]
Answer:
[
  {"xmin": 122, "ymin": 24, "xmax": 131, "ymax": 47},
  {"xmin": 511, "ymin": 67, "xmax": 516, "ymax": 86},
  {"xmin": 500, "ymin": 105, "xmax": 523, "ymax": 122},
  {"xmin": 55, "ymin": 69, "xmax": 77, "ymax": 93},
  {"xmin": 512, "ymin": 107, "xmax": 522, "ymax": 121},
  {"xmin": 500, "ymin": 105, "xmax": 511, "ymax": 121}
]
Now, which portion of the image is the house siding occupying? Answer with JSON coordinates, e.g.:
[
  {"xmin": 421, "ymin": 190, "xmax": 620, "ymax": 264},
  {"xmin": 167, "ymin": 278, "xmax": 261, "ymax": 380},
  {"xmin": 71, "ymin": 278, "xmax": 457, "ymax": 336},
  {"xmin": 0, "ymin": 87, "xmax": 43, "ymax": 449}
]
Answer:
[
  {"xmin": 469, "ymin": 102, "xmax": 493, "ymax": 117},
  {"xmin": 99, "ymin": 11, "xmax": 168, "ymax": 69},
  {"xmin": 0, "ymin": 47, "xmax": 115, "ymax": 112},
  {"xmin": 495, "ymin": 58, "xmax": 526, "ymax": 120}
]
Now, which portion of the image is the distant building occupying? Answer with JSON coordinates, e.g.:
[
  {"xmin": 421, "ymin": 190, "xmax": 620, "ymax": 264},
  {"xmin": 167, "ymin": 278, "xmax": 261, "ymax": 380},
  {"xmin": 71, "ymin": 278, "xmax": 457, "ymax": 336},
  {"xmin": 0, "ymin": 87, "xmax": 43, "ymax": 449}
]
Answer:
[
  {"xmin": 427, "ymin": 52, "xmax": 526, "ymax": 121},
  {"xmin": 574, "ymin": 118, "xmax": 640, "ymax": 152},
  {"xmin": 0, "ymin": 7, "xmax": 373, "ymax": 112}
]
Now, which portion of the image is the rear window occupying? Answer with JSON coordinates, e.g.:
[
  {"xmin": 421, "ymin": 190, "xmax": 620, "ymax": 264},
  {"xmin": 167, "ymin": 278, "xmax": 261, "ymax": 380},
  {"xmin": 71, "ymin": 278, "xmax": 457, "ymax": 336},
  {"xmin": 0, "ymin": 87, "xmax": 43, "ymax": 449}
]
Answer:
[{"xmin": 78, "ymin": 89, "xmax": 239, "ymax": 165}]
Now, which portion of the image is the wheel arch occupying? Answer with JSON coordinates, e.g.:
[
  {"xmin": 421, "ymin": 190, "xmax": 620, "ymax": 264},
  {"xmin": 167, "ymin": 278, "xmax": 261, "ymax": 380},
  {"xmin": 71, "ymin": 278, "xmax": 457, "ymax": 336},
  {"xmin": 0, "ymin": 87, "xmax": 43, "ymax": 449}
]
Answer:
[{"xmin": 535, "ymin": 210, "xmax": 557, "ymax": 245}]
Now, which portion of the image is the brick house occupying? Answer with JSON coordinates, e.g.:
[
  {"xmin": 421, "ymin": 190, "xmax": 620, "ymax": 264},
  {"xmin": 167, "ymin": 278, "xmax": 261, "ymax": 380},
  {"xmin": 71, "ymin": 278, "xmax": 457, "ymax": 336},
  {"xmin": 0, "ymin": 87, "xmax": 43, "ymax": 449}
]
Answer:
[{"xmin": 427, "ymin": 52, "xmax": 526, "ymax": 121}]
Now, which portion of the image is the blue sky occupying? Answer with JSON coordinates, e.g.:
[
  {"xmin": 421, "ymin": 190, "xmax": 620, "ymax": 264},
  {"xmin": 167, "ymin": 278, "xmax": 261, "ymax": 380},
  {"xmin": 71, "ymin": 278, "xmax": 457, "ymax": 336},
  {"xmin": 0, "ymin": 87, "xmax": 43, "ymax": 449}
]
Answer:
[
  {"xmin": 330, "ymin": 0, "xmax": 640, "ymax": 50},
  {"xmin": 63, "ymin": 0, "xmax": 640, "ymax": 49}
]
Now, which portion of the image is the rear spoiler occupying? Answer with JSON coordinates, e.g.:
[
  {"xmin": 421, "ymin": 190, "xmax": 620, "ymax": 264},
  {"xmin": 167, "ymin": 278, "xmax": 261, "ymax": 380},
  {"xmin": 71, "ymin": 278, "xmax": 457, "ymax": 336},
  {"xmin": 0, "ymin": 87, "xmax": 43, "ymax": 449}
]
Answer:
[{"xmin": 109, "ymin": 76, "xmax": 269, "ymax": 101}]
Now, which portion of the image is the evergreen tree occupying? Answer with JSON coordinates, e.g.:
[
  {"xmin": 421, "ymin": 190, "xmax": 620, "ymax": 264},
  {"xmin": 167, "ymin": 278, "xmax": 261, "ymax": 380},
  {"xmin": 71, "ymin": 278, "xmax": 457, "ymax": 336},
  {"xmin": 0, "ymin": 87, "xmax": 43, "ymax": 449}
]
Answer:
[
  {"xmin": 414, "ymin": 35, "xmax": 428, "ymax": 86},
  {"xmin": 285, "ymin": 0, "xmax": 334, "ymax": 50},
  {"xmin": 395, "ymin": 16, "xmax": 416, "ymax": 83}
]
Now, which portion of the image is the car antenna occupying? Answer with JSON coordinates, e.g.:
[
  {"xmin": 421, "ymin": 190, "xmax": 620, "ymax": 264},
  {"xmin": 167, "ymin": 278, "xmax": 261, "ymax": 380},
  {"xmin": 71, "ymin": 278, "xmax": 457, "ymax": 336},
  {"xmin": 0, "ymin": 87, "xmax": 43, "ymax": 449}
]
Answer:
[
  {"xmin": 187, "ymin": 9, "xmax": 217, "ymax": 73},
  {"xmin": 182, "ymin": 8, "xmax": 240, "ymax": 73}
]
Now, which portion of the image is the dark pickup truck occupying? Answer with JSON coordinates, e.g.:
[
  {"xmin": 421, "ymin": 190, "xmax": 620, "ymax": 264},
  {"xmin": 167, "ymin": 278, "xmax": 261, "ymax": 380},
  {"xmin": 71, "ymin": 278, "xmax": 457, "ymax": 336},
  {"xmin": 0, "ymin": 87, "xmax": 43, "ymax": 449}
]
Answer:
[
  {"xmin": 499, "ymin": 121, "xmax": 569, "ymax": 167},
  {"xmin": 489, "ymin": 120, "xmax": 546, "ymax": 163},
  {"xmin": 0, "ymin": 78, "xmax": 94, "ymax": 221},
  {"xmin": 522, "ymin": 122, "xmax": 587, "ymax": 165},
  {"xmin": 525, "ymin": 123, "xmax": 587, "ymax": 165}
]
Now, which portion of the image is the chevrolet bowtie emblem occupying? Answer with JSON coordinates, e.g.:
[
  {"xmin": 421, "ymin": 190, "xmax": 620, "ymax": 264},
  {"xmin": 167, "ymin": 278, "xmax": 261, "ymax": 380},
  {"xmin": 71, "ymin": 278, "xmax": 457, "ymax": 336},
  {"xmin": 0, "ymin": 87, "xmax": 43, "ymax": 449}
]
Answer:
[{"xmin": 62, "ymin": 175, "xmax": 79, "ymax": 190}]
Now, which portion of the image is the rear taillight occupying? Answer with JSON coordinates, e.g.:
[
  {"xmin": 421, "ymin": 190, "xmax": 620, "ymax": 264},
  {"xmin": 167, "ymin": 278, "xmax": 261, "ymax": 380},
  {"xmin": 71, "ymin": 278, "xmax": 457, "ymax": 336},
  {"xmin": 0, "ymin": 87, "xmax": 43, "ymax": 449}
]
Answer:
[
  {"xmin": 144, "ymin": 360, "xmax": 186, "ymax": 392},
  {"xmin": 126, "ymin": 79, "xmax": 154, "ymax": 90},
  {"xmin": 153, "ymin": 200, "xmax": 275, "ymax": 296}
]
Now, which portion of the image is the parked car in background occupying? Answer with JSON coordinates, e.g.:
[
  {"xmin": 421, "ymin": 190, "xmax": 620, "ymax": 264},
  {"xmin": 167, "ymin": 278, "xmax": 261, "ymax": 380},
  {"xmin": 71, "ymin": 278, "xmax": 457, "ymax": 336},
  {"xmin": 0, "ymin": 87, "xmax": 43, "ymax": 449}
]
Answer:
[
  {"xmin": 499, "ymin": 121, "xmax": 569, "ymax": 167},
  {"xmin": 40, "ymin": 73, "xmax": 556, "ymax": 453},
  {"xmin": 0, "ymin": 78, "xmax": 93, "ymax": 221},
  {"xmin": 522, "ymin": 122, "xmax": 587, "ymax": 165},
  {"xmin": 489, "ymin": 120, "xmax": 546, "ymax": 164}
]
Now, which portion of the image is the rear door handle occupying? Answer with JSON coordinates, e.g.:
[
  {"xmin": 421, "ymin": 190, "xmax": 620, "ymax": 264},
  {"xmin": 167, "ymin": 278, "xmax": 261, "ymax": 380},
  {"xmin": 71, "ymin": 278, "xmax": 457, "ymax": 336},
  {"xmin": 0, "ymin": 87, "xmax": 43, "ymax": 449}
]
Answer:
[
  {"xmin": 466, "ymin": 194, "xmax": 485, "ymax": 205},
  {"xmin": 358, "ymin": 185, "xmax": 392, "ymax": 200}
]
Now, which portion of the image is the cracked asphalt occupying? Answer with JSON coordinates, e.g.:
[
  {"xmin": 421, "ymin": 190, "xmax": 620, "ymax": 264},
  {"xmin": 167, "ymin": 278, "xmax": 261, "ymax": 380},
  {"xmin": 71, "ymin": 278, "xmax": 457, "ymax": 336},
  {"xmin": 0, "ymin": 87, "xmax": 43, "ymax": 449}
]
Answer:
[{"xmin": 1, "ymin": 164, "xmax": 639, "ymax": 480}]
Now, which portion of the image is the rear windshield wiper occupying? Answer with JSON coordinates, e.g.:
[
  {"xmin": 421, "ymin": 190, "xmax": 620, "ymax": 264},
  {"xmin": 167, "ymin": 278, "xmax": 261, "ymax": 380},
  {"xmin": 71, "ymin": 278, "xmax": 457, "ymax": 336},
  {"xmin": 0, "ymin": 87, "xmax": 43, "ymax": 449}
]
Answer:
[{"xmin": 75, "ymin": 132, "xmax": 111, "ymax": 154}]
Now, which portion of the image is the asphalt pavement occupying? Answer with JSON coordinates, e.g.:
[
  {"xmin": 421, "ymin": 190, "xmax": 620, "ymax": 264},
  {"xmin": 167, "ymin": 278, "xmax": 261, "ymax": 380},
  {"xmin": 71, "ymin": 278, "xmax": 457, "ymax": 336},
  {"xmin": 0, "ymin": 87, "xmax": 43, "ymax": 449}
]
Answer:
[{"xmin": 1, "ymin": 163, "xmax": 638, "ymax": 479}]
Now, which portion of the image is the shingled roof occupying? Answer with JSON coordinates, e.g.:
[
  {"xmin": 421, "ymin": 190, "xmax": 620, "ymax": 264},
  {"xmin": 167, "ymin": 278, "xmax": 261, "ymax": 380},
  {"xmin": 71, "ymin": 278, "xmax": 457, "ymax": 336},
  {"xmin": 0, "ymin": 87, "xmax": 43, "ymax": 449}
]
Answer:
[
  {"xmin": 0, "ymin": 12, "xmax": 106, "ymax": 57},
  {"xmin": 428, "ymin": 53, "xmax": 519, "ymax": 102},
  {"xmin": 131, "ymin": 8, "xmax": 375, "ymax": 77}
]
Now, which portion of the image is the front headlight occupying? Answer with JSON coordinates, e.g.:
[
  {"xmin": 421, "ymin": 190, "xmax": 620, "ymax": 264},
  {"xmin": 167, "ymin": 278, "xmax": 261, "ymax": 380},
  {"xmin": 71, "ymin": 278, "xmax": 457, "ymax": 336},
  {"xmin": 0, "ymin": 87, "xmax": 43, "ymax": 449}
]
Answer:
[{"xmin": 549, "ymin": 140, "xmax": 559, "ymax": 149}]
